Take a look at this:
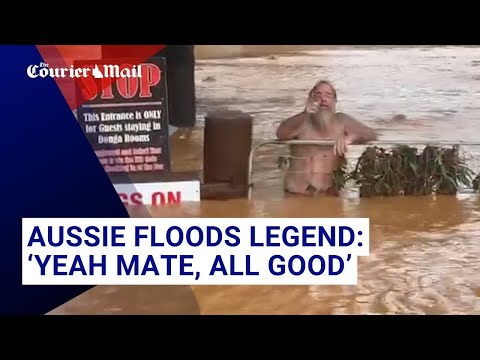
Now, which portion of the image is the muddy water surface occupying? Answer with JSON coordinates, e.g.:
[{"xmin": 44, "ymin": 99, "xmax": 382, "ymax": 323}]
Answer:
[{"xmin": 49, "ymin": 46, "xmax": 480, "ymax": 315}]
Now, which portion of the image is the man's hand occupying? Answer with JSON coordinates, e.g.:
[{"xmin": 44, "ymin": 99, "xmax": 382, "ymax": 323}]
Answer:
[
  {"xmin": 334, "ymin": 137, "xmax": 348, "ymax": 157},
  {"xmin": 305, "ymin": 99, "xmax": 320, "ymax": 114},
  {"xmin": 334, "ymin": 132, "xmax": 352, "ymax": 157}
]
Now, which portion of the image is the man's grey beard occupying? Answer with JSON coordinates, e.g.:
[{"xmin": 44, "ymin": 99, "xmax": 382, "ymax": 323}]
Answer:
[{"xmin": 310, "ymin": 109, "xmax": 334, "ymax": 130}]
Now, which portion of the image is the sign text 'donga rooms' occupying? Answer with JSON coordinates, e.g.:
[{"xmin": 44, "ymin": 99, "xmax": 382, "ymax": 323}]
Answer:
[{"xmin": 75, "ymin": 57, "xmax": 170, "ymax": 185}]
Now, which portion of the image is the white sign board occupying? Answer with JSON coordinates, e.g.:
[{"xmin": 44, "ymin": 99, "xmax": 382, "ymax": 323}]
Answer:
[{"xmin": 114, "ymin": 180, "xmax": 200, "ymax": 206}]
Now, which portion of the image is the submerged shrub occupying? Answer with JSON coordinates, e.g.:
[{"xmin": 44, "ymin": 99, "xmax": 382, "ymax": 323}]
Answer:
[{"xmin": 346, "ymin": 145, "xmax": 475, "ymax": 198}]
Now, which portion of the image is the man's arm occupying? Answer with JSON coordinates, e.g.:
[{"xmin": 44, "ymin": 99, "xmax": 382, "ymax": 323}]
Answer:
[
  {"xmin": 276, "ymin": 111, "xmax": 309, "ymax": 140},
  {"xmin": 336, "ymin": 112, "xmax": 378, "ymax": 144}
]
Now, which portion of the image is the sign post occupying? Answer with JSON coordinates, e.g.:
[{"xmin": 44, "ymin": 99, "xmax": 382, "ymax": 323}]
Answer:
[{"xmin": 74, "ymin": 57, "xmax": 200, "ymax": 206}]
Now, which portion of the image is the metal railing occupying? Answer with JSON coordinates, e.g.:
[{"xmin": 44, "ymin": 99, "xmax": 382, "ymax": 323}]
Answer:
[{"xmin": 247, "ymin": 139, "xmax": 480, "ymax": 200}]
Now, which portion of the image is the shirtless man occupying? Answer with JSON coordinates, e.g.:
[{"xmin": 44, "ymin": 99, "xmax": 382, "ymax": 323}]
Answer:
[{"xmin": 276, "ymin": 80, "xmax": 378, "ymax": 196}]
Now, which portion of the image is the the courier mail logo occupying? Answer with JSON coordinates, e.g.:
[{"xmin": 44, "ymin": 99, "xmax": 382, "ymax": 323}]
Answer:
[{"xmin": 26, "ymin": 62, "xmax": 143, "ymax": 79}]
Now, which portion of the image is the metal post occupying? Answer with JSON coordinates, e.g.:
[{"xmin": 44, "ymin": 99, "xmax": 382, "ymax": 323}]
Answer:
[{"xmin": 247, "ymin": 139, "xmax": 480, "ymax": 200}]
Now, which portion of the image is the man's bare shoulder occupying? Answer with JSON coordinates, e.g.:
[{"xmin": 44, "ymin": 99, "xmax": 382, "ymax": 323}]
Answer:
[
  {"xmin": 333, "ymin": 112, "xmax": 367, "ymax": 128},
  {"xmin": 334, "ymin": 111, "xmax": 378, "ymax": 142},
  {"xmin": 334, "ymin": 111, "xmax": 356, "ymax": 122}
]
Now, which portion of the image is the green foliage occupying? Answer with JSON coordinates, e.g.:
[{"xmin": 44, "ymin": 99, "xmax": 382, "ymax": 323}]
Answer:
[{"xmin": 346, "ymin": 145, "xmax": 476, "ymax": 198}]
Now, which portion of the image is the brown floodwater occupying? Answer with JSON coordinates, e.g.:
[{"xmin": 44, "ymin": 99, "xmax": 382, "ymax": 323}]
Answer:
[{"xmin": 48, "ymin": 46, "xmax": 480, "ymax": 315}]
